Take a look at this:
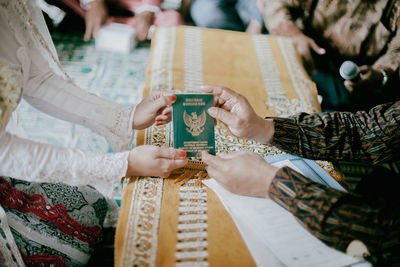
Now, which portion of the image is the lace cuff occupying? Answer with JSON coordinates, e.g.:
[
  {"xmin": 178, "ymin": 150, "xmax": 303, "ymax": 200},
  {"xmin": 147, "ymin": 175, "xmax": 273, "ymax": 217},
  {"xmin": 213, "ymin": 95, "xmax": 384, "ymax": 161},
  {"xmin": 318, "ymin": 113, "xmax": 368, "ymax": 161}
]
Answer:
[{"xmin": 103, "ymin": 104, "xmax": 136, "ymax": 152}]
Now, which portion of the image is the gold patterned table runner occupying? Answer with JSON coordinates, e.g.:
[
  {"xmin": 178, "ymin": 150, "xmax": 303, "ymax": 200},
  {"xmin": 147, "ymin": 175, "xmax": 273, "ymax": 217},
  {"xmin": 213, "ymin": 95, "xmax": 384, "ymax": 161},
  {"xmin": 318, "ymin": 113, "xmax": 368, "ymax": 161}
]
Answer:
[{"xmin": 115, "ymin": 26, "xmax": 322, "ymax": 267}]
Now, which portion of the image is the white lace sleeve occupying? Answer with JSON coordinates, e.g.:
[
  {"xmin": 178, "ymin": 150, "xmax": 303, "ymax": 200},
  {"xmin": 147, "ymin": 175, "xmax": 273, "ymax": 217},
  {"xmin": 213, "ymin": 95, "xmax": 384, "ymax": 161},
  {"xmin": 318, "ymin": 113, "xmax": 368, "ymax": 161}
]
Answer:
[
  {"xmin": 0, "ymin": 0, "xmax": 135, "ymax": 152},
  {"xmin": 22, "ymin": 45, "xmax": 136, "ymax": 152},
  {"xmin": 0, "ymin": 129, "xmax": 129, "ymax": 198}
]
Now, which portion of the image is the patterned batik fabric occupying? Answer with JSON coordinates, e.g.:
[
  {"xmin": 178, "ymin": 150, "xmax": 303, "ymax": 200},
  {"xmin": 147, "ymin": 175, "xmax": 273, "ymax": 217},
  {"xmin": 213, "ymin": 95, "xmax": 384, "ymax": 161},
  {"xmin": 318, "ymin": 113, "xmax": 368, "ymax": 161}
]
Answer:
[
  {"xmin": 271, "ymin": 101, "xmax": 400, "ymax": 164},
  {"xmin": 0, "ymin": 176, "xmax": 109, "ymax": 266},
  {"xmin": 268, "ymin": 101, "xmax": 400, "ymax": 265},
  {"xmin": 262, "ymin": 0, "xmax": 400, "ymax": 72},
  {"xmin": 269, "ymin": 167, "xmax": 400, "ymax": 265}
]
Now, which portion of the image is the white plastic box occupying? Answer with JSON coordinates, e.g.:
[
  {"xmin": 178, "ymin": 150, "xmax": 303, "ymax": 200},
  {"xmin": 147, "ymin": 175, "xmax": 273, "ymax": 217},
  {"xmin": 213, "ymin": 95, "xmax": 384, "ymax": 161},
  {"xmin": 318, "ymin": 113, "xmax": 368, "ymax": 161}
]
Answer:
[{"xmin": 95, "ymin": 23, "xmax": 137, "ymax": 54}]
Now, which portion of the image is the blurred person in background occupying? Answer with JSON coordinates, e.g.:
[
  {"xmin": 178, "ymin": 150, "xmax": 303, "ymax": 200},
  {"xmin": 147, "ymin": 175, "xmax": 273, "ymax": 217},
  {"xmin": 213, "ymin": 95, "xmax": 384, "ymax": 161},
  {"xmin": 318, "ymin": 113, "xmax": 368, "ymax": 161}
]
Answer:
[
  {"xmin": 45, "ymin": 0, "xmax": 184, "ymax": 41},
  {"xmin": 190, "ymin": 0, "xmax": 265, "ymax": 34},
  {"xmin": 261, "ymin": 0, "xmax": 400, "ymax": 111}
]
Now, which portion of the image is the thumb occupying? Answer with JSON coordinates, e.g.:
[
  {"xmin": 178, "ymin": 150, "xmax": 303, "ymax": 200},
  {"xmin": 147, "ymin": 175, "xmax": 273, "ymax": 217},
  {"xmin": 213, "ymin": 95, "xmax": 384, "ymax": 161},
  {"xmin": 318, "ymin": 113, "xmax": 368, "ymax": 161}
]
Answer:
[
  {"xmin": 202, "ymin": 151, "xmax": 225, "ymax": 169},
  {"xmin": 201, "ymin": 152, "xmax": 228, "ymax": 184},
  {"xmin": 207, "ymin": 107, "xmax": 237, "ymax": 127},
  {"xmin": 309, "ymin": 39, "xmax": 325, "ymax": 55}
]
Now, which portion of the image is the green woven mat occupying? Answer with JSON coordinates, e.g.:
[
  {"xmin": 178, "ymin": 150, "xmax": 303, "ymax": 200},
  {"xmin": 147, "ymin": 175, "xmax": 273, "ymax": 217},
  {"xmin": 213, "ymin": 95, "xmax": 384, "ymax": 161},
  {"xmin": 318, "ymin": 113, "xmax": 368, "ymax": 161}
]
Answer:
[{"xmin": 7, "ymin": 32, "xmax": 150, "ymax": 203}]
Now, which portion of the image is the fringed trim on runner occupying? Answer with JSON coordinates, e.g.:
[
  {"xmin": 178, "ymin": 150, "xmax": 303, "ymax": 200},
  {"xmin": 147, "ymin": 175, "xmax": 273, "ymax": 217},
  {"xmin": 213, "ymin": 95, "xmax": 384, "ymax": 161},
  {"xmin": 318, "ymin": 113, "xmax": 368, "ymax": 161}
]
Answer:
[{"xmin": 169, "ymin": 160, "xmax": 209, "ymax": 187}]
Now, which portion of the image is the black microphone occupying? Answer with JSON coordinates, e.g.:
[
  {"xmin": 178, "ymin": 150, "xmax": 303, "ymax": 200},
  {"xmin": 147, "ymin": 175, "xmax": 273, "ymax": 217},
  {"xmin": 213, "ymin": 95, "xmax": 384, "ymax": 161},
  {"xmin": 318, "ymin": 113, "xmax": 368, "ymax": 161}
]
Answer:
[{"xmin": 339, "ymin": 61, "xmax": 359, "ymax": 81}]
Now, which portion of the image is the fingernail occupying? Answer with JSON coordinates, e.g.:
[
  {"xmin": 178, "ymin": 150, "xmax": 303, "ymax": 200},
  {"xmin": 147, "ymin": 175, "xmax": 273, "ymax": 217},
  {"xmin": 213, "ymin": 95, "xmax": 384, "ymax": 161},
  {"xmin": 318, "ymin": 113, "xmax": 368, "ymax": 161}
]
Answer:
[
  {"xmin": 319, "ymin": 48, "xmax": 326, "ymax": 54},
  {"xmin": 156, "ymin": 122, "xmax": 162, "ymax": 126},
  {"xmin": 207, "ymin": 107, "xmax": 216, "ymax": 116},
  {"xmin": 156, "ymin": 118, "xmax": 162, "ymax": 122},
  {"xmin": 179, "ymin": 151, "xmax": 187, "ymax": 157},
  {"xmin": 170, "ymin": 95, "xmax": 177, "ymax": 101},
  {"xmin": 163, "ymin": 110, "xmax": 170, "ymax": 115}
]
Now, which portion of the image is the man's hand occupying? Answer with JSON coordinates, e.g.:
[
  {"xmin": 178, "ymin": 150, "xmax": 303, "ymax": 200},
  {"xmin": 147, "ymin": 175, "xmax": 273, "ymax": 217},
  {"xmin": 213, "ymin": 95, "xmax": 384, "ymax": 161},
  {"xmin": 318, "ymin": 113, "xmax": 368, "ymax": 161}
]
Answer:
[
  {"xmin": 84, "ymin": 0, "xmax": 108, "ymax": 41},
  {"xmin": 344, "ymin": 65, "xmax": 385, "ymax": 95},
  {"xmin": 202, "ymin": 151, "xmax": 278, "ymax": 198},
  {"xmin": 132, "ymin": 91, "xmax": 176, "ymax": 130},
  {"xmin": 201, "ymin": 85, "xmax": 274, "ymax": 144},
  {"xmin": 127, "ymin": 145, "xmax": 187, "ymax": 177},
  {"xmin": 134, "ymin": 11, "xmax": 155, "ymax": 41},
  {"xmin": 292, "ymin": 33, "xmax": 325, "ymax": 73}
]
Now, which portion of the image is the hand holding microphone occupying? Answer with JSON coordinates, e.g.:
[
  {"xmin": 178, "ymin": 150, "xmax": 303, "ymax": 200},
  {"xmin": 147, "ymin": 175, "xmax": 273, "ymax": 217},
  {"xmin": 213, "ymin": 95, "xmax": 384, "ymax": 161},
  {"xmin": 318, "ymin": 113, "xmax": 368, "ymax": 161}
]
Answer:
[
  {"xmin": 340, "ymin": 61, "xmax": 386, "ymax": 94},
  {"xmin": 339, "ymin": 61, "xmax": 360, "ymax": 82}
]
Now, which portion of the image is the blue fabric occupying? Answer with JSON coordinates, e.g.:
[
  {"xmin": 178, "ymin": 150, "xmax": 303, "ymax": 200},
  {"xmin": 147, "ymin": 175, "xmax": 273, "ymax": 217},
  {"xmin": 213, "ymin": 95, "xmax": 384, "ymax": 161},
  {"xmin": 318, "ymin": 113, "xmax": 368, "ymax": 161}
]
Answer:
[
  {"xmin": 264, "ymin": 154, "xmax": 346, "ymax": 191},
  {"xmin": 190, "ymin": 0, "xmax": 264, "ymax": 31}
]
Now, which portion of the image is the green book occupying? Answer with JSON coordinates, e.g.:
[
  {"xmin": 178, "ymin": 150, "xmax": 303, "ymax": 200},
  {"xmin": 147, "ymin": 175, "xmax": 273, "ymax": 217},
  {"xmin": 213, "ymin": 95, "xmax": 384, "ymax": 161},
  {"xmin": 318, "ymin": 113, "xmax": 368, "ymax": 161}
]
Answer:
[{"xmin": 172, "ymin": 94, "xmax": 216, "ymax": 157}]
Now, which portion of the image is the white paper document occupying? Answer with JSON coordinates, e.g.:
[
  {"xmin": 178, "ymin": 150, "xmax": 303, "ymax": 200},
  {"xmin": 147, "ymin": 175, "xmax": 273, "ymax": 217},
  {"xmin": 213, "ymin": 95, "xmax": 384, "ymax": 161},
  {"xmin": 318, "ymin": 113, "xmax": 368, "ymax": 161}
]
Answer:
[{"xmin": 203, "ymin": 159, "xmax": 365, "ymax": 267}]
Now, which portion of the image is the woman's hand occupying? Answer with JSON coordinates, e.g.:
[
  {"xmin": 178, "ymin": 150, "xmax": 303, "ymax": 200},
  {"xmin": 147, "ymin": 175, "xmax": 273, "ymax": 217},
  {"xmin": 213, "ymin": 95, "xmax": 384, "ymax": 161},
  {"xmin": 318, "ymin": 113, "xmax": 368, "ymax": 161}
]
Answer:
[
  {"xmin": 132, "ymin": 92, "xmax": 176, "ymax": 130},
  {"xmin": 127, "ymin": 145, "xmax": 188, "ymax": 177},
  {"xmin": 202, "ymin": 151, "xmax": 278, "ymax": 198},
  {"xmin": 84, "ymin": 0, "xmax": 108, "ymax": 41}
]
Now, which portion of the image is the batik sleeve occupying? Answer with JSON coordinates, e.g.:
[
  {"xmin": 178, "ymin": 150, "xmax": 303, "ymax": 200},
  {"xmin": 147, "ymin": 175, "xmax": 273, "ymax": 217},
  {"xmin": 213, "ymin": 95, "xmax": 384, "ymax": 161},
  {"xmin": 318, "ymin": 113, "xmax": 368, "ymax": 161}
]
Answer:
[
  {"xmin": 268, "ymin": 166, "xmax": 400, "ymax": 264},
  {"xmin": 271, "ymin": 101, "xmax": 400, "ymax": 164}
]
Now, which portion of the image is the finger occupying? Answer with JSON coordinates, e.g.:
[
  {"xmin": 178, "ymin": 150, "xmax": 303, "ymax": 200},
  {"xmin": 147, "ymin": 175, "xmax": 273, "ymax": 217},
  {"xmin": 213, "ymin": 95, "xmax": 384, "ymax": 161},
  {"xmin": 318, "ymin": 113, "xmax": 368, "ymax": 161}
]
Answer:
[
  {"xmin": 156, "ymin": 121, "xmax": 167, "ymax": 126},
  {"xmin": 156, "ymin": 147, "xmax": 187, "ymax": 159},
  {"xmin": 135, "ymin": 26, "xmax": 147, "ymax": 42},
  {"xmin": 214, "ymin": 95, "xmax": 226, "ymax": 108},
  {"xmin": 92, "ymin": 20, "xmax": 102, "ymax": 38},
  {"xmin": 155, "ymin": 118, "xmax": 170, "ymax": 126},
  {"xmin": 359, "ymin": 66, "xmax": 373, "ymax": 79},
  {"xmin": 358, "ymin": 65, "xmax": 370, "ymax": 74},
  {"xmin": 309, "ymin": 39, "xmax": 325, "ymax": 55},
  {"xmin": 165, "ymin": 158, "xmax": 188, "ymax": 171},
  {"xmin": 201, "ymin": 151, "xmax": 226, "ymax": 169},
  {"xmin": 203, "ymin": 86, "xmax": 241, "ymax": 112},
  {"xmin": 154, "ymin": 95, "xmax": 177, "ymax": 111},
  {"xmin": 162, "ymin": 106, "xmax": 172, "ymax": 116},
  {"xmin": 84, "ymin": 20, "xmax": 93, "ymax": 42},
  {"xmin": 201, "ymin": 85, "xmax": 239, "ymax": 103},
  {"xmin": 207, "ymin": 107, "xmax": 238, "ymax": 127},
  {"xmin": 201, "ymin": 152, "xmax": 228, "ymax": 184},
  {"xmin": 344, "ymin": 80, "xmax": 355, "ymax": 92},
  {"xmin": 155, "ymin": 114, "xmax": 168, "ymax": 122},
  {"xmin": 200, "ymin": 85, "xmax": 214, "ymax": 93}
]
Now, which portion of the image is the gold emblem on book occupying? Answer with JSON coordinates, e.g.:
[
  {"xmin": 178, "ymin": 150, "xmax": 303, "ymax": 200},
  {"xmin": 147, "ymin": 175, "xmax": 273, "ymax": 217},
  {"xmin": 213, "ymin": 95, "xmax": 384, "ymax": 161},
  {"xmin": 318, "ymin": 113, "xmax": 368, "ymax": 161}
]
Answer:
[{"xmin": 183, "ymin": 110, "xmax": 206, "ymax": 136}]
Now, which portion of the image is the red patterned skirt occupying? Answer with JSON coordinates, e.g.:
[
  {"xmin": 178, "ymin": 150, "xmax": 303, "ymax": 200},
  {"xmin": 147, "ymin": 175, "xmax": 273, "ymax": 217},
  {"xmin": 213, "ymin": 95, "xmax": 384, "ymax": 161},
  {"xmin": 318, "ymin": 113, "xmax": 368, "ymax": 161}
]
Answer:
[{"xmin": 0, "ymin": 176, "xmax": 110, "ymax": 266}]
